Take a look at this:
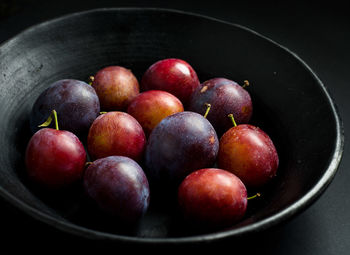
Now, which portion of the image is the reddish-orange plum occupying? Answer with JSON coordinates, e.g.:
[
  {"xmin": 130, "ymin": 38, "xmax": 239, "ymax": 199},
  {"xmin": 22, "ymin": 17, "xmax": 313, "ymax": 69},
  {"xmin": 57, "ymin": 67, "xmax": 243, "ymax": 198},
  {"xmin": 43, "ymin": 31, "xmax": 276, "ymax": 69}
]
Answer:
[
  {"xmin": 178, "ymin": 168, "xmax": 247, "ymax": 228},
  {"xmin": 218, "ymin": 124, "xmax": 279, "ymax": 188},
  {"xmin": 25, "ymin": 128, "xmax": 86, "ymax": 189},
  {"xmin": 87, "ymin": 112, "xmax": 146, "ymax": 161},
  {"xmin": 92, "ymin": 66, "xmax": 139, "ymax": 111},
  {"xmin": 140, "ymin": 58, "xmax": 200, "ymax": 105},
  {"xmin": 127, "ymin": 90, "xmax": 184, "ymax": 136}
]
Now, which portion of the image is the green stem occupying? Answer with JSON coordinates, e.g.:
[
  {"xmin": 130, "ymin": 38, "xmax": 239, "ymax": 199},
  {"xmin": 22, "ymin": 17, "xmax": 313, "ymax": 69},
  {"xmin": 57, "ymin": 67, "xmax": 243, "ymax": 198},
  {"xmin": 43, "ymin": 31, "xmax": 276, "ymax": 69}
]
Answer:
[
  {"xmin": 247, "ymin": 193, "xmax": 261, "ymax": 200},
  {"xmin": 242, "ymin": 80, "xmax": 250, "ymax": 88},
  {"xmin": 85, "ymin": 162, "xmax": 93, "ymax": 168},
  {"xmin": 53, "ymin": 110, "xmax": 59, "ymax": 130},
  {"xmin": 88, "ymin": 76, "xmax": 94, "ymax": 85},
  {"xmin": 38, "ymin": 109, "xmax": 59, "ymax": 130},
  {"xmin": 228, "ymin": 114, "xmax": 237, "ymax": 127},
  {"xmin": 203, "ymin": 103, "xmax": 211, "ymax": 118}
]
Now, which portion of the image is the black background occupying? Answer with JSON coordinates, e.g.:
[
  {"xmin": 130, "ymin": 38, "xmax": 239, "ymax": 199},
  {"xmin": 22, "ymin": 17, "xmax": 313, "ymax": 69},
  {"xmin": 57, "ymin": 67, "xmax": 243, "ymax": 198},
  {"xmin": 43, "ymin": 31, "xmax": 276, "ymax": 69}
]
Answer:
[{"xmin": 0, "ymin": 1, "xmax": 349, "ymax": 254}]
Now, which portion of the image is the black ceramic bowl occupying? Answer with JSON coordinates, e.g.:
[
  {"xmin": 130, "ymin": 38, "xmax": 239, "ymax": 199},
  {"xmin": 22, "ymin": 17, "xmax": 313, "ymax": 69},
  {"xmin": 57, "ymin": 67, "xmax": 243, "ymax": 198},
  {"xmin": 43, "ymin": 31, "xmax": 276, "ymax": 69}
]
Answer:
[{"xmin": 0, "ymin": 8, "xmax": 344, "ymax": 246}]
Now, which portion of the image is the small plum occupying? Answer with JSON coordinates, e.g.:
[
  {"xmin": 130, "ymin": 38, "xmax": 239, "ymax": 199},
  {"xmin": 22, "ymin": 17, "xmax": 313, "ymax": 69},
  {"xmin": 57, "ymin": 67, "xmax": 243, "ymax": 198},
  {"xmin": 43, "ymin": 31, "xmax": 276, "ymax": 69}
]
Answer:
[
  {"xmin": 178, "ymin": 168, "xmax": 247, "ymax": 228},
  {"xmin": 127, "ymin": 90, "xmax": 184, "ymax": 136},
  {"xmin": 145, "ymin": 111, "xmax": 219, "ymax": 186},
  {"xmin": 25, "ymin": 110, "xmax": 86, "ymax": 189},
  {"xmin": 218, "ymin": 116, "xmax": 279, "ymax": 188},
  {"xmin": 87, "ymin": 111, "xmax": 146, "ymax": 161},
  {"xmin": 140, "ymin": 58, "xmax": 200, "ymax": 106},
  {"xmin": 188, "ymin": 78, "xmax": 252, "ymax": 136},
  {"xmin": 83, "ymin": 156, "xmax": 150, "ymax": 222},
  {"xmin": 92, "ymin": 66, "xmax": 139, "ymax": 111}
]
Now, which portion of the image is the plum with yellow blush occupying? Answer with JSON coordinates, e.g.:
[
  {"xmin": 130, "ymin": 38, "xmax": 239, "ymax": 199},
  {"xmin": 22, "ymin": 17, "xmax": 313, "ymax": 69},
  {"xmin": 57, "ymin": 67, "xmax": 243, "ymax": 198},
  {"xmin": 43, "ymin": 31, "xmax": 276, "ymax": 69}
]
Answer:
[
  {"xmin": 127, "ymin": 90, "xmax": 184, "ymax": 137},
  {"xmin": 87, "ymin": 111, "xmax": 146, "ymax": 161},
  {"xmin": 91, "ymin": 66, "xmax": 139, "ymax": 111}
]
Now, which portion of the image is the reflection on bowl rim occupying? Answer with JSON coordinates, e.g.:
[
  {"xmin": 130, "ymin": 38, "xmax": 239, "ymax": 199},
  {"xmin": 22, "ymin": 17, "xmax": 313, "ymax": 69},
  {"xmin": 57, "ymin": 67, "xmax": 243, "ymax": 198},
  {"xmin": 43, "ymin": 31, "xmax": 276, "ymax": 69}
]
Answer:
[{"xmin": 0, "ymin": 8, "xmax": 344, "ymax": 244}]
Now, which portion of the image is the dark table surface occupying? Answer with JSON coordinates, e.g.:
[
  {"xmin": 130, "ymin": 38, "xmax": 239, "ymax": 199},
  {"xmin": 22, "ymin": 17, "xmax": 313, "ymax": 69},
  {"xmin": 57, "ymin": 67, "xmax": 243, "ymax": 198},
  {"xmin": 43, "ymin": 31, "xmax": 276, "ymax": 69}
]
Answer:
[{"xmin": 1, "ymin": 1, "xmax": 349, "ymax": 254}]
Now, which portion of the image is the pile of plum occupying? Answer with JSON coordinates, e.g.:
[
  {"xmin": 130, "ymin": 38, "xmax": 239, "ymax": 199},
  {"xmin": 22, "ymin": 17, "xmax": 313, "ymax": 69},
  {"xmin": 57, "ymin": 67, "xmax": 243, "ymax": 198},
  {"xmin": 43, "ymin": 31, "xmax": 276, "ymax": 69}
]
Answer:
[{"xmin": 25, "ymin": 58, "xmax": 279, "ymax": 230}]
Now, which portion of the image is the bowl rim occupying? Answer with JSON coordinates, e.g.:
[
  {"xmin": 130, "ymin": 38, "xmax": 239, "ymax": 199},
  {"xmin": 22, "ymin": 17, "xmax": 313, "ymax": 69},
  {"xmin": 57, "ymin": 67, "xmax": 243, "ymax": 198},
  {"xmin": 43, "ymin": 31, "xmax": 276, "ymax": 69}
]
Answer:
[{"xmin": 0, "ymin": 7, "xmax": 344, "ymax": 245}]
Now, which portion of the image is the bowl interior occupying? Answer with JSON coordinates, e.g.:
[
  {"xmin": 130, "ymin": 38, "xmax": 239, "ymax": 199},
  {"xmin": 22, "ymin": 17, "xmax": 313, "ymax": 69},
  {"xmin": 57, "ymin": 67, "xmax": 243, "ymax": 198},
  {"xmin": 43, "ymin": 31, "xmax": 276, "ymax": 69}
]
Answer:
[{"xmin": 0, "ymin": 8, "xmax": 342, "ymax": 241}]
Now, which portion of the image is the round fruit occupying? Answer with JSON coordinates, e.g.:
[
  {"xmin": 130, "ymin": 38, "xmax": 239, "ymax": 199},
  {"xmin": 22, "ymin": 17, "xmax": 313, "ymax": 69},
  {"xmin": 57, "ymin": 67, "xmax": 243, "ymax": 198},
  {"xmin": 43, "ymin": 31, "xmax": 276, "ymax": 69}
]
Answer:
[
  {"xmin": 140, "ymin": 58, "xmax": 200, "ymax": 105},
  {"xmin": 29, "ymin": 79, "xmax": 100, "ymax": 137},
  {"xmin": 188, "ymin": 78, "xmax": 252, "ymax": 136},
  {"xmin": 25, "ymin": 128, "xmax": 86, "ymax": 189},
  {"xmin": 127, "ymin": 90, "xmax": 184, "ymax": 136},
  {"xmin": 92, "ymin": 66, "xmax": 139, "ymax": 111},
  {"xmin": 87, "ymin": 111, "xmax": 146, "ymax": 161},
  {"xmin": 218, "ymin": 123, "xmax": 279, "ymax": 188},
  {"xmin": 145, "ymin": 111, "xmax": 219, "ymax": 186},
  {"xmin": 83, "ymin": 156, "xmax": 150, "ymax": 222},
  {"xmin": 178, "ymin": 168, "xmax": 247, "ymax": 228}
]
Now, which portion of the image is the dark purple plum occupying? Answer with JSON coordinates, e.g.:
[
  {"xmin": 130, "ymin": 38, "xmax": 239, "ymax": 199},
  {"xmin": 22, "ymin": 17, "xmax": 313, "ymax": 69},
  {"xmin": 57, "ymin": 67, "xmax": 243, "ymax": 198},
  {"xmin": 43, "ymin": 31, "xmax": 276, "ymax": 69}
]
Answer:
[
  {"xmin": 83, "ymin": 156, "xmax": 150, "ymax": 223},
  {"xmin": 145, "ymin": 111, "xmax": 219, "ymax": 187},
  {"xmin": 30, "ymin": 79, "xmax": 100, "ymax": 138},
  {"xmin": 188, "ymin": 78, "xmax": 252, "ymax": 136}
]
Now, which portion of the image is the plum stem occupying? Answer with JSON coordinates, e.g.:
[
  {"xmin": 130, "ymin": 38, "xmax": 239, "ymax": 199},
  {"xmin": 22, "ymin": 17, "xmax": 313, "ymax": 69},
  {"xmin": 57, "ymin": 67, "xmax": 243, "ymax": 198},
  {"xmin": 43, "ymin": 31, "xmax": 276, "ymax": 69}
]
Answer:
[
  {"xmin": 203, "ymin": 103, "xmax": 211, "ymax": 118},
  {"xmin": 53, "ymin": 110, "xmax": 59, "ymax": 130},
  {"xmin": 38, "ymin": 109, "xmax": 59, "ymax": 130},
  {"xmin": 100, "ymin": 111, "xmax": 107, "ymax": 115},
  {"xmin": 247, "ymin": 193, "xmax": 261, "ymax": 200},
  {"xmin": 88, "ymin": 76, "xmax": 94, "ymax": 85},
  {"xmin": 85, "ymin": 162, "xmax": 93, "ymax": 168},
  {"xmin": 242, "ymin": 80, "xmax": 250, "ymax": 88},
  {"xmin": 228, "ymin": 114, "xmax": 237, "ymax": 127}
]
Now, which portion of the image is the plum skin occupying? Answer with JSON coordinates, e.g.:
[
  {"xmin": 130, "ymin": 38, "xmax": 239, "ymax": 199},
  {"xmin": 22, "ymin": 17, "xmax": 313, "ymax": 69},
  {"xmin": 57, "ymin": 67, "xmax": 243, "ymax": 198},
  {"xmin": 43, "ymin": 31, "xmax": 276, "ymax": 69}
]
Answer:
[
  {"xmin": 87, "ymin": 111, "xmax": 146, "ymax": 161},
  {"xmin": 127, "ymin": 90, "xmax": 184, "ymax": 137},
  {"xmin": 83, "ymin": 156, "xmax": 150, "ymax": 222},
  {"xmin": 178, "ymin": 168, "xmax": 247, "ymax": 228},
  {"xmin": 218, "ymin": 124, "xmax": 279, "ymax": 188},
  {"xmin": 144, "ymin": 111, "xmax": 219, "ymax": 186},
  {"xmin": 140, "ymin": 58, "xmax": 200, "ymax": 106},
  {"xmin": 188, "ymin": 78, "xmax": 253, "ymax": 136},
  {"xmin": 25, "ymin": 128, "xmax": 86, "ymax": 189},
  {"xmin": 92, "ymin": 66, "xmax": 139, "ymax": 111},
  {"xmin": 29, "ymin": 79, "xmax": 100, "ymax": 137}
]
